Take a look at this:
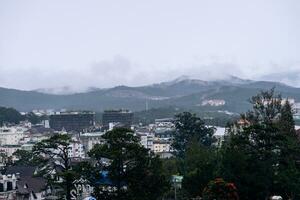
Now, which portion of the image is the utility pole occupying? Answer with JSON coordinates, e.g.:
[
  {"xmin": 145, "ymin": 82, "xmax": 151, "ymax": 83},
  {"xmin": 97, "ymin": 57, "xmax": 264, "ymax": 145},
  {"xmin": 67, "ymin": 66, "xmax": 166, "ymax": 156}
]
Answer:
[{"xmin": 174, "ymin": 182, "xmax": 177, "ymax": 200}]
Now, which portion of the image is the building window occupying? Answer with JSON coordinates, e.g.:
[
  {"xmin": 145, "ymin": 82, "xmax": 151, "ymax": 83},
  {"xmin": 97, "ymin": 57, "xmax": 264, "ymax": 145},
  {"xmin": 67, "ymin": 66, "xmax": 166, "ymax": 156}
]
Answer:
[{"xmin": 7, "ymin": 182, "xmax": 13, "ymax": 191}]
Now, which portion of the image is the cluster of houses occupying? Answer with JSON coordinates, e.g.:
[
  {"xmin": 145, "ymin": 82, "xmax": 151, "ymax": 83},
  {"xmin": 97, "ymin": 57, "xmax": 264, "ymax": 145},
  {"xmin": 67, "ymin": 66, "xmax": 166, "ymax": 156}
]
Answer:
[
  {"xmin": 0, "ymin": 109, "xmax": 238, "ymax": 199},
  {"xmin": 1, "ymin": 105, "xmax": 300, "ymax": 199}
]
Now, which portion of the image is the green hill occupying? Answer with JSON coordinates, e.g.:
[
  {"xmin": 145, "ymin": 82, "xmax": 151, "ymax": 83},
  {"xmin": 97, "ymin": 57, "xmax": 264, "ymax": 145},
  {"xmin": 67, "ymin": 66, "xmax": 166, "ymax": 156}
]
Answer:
[{"xmin": 1, "ymin": 77, "xmax": 300, "ymax": 113}]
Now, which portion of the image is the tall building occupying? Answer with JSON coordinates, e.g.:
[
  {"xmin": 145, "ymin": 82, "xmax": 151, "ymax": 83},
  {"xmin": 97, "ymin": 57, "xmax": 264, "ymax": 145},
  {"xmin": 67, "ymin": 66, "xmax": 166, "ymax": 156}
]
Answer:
[
  {"xmin": 102, "ymin": 109, "xmax": 133, "ymax": 129},
  {"xmin": 49, "ymin": 111, "xmax": 95, "ymax": 132}
]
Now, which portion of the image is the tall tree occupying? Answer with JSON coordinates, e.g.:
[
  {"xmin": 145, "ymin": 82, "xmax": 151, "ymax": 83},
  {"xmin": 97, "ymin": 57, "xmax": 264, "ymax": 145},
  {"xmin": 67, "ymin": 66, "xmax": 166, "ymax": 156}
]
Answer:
[
  {"xmin": 181, "ymin": 140, "xmax": 218, "ymax": 197},
  {"xmin": 172, "ymin": 112, "xmax": 216, "ymax": 158},
  {"xmin": 12, "ymin": 149, "xmax": 40, "ymax": 166},
  {"xmin": 170, "ymin": 112, "xmax": 217, "ymax": 198},
  {"xmin": 278, "ymin": 100, "xmax": 296, "ymax": 136},
  {"xmin": 275, "ymin": 100, "xmax": 300, "ymax": 199},
  {"xmin": 88, "ymin": 128, "xmax": 169, "ymax": 200},
  {"xmin": 219, "ymin": 89, "xmax": 300, "ymax": 199},
  {"xmin": 33, "ymin": 134, "xmax": 75, "ymax": 200}
]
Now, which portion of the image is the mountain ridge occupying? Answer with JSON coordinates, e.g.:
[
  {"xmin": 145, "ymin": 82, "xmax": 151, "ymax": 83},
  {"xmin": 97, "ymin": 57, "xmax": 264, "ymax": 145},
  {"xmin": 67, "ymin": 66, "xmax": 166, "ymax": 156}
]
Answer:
[{"xmin": 1, "ymin": 76, "xmax": 300, "ymax": 112}]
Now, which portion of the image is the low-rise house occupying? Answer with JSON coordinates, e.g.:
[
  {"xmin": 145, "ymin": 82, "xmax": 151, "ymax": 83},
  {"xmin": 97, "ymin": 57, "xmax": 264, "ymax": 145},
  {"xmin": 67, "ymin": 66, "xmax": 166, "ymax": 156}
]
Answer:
[
  {"xmin": 0, "ymin": 173, "xmax": 17, "ymax": 200},
  {"xmin": 4, "ymin": 166, "xmax": 49, "ymax": 200}
]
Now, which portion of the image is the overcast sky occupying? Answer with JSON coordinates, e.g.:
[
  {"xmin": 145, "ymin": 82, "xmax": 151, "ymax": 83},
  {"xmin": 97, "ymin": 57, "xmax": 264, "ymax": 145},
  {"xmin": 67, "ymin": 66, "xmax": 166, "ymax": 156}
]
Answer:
[{"xmin": 0, "ymin": 0, "xmax": 299, "ymax": 91}]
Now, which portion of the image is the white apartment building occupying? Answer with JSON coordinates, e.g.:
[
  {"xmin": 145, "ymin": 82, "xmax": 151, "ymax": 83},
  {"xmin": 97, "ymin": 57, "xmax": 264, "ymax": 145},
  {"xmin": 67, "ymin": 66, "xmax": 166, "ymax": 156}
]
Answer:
[
  {"xmin": 153, "ymin": 140, "xmax": 172, "ymax": 153},
  {"xmin": 0, "ymin": 126, "xmax": 27, "ymax": 146},
  {"xmin": 136, "ymin": 132, "xmax": 154, "ymax": 151},
  {"xmin": 80, "ymin": 132, "xmax": 106, "ymax": 153},
  {"xmin": 68, "ymin": 141, "xmax": 85, "ymax": 158}
]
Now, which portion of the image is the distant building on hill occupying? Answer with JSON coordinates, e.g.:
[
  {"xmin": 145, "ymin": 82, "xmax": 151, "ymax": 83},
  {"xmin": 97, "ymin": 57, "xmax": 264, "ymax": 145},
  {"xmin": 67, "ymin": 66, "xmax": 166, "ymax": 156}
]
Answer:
[
  {"xmin": 102, "ymin": 109, "xmax": 133, "ymax": 129},
  {"xmin": 201, "ymin": 99, "xmax": 226, "ymax": 106},
  {"xmin": 49, "ymin": 111, "xmax": 95, "ymax": 132}
]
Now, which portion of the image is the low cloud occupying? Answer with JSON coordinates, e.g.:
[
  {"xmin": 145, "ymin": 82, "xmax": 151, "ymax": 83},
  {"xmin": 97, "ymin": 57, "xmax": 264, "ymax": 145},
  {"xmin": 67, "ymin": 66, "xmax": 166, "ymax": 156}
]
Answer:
[{"xmin": 0, "ymin": 56, "xmax": 299, "ymax": 92}]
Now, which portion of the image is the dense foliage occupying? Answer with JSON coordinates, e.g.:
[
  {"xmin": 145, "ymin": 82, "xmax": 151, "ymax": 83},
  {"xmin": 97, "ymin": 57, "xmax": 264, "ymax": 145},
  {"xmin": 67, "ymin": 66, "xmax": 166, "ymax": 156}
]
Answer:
[
  {"xmin": 133, "ymin": 106, "xmax": 238, "ymax": 127},
  {"xmin": 202, "ymin": 178, "xmax": 239, "ymax": 200},
  {"xmin": 172, "ymin": 112, "xmax": 216, "ymax": 158},
  {"xmin": 0, "ymin": 106, "xmax": 44, "ymax": 125},
  {"xmin": 0, "ymin": 106, "xmax": 23, "ymax": 125},
  {"xmin": 88, "ymin": 128, "xmax": 169, "ymax": 200},
  {"xmin": 169, "ymin": 112, "xmax": 218, "ymax": 198},
  {"xmin": 12, "ymin": 149, "xmax": 40, "ymax": 166},
  {"xmin": 33, "ymin": 134, "xmax": 75, "ymax": 200},
  {"xmin": 25, "ymin": 111, "xmax": 44, "ymax": 124},
  {"xmin": 218, "ymin": 89, "xmax": 300, "ymax": 199},
  {"xmin": 165, "ymin": 89, "xmax": 300, "ymax": 200}
]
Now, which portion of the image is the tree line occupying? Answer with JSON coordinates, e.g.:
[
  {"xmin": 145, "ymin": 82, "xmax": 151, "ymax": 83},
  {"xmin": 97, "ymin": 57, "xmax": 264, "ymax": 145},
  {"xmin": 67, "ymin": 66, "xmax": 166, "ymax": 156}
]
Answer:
[
  {"xmin": 0, "ymin": 106, "xmax": 45, "ymax": 125},
  {"xmin": 166, "ymin": 89, "xmax": 300, "ymax": 200}
]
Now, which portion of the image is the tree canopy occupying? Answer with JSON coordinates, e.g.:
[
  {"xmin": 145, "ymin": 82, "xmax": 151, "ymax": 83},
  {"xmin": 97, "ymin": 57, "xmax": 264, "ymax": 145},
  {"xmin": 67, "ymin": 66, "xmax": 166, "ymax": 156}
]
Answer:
[
  {"xmin": 219, "ymin": 89, "xmax": 300, "ymax": 199},
  {"xmin": 168, "ymin": 90, "xmax": 300, "ymax": 200},
  {"xmin": 88, "ymin": 127, "xmax": 169, "ymax": 200},
  {"xmin": 0, "ymin": 106, "xmax": 23, "ymax": 125},
  {"xmin": 172, "ymin": 112, "xmax": 216, "ymax": 158},
  {"xmin": 33, "ymin": 134, "xmax": 75, "ymax": 200}
]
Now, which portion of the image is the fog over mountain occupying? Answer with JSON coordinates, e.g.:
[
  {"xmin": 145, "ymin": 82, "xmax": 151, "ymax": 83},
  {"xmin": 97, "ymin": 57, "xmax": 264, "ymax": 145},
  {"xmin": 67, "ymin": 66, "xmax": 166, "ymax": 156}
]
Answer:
[
  {"xmin": 260, "ymin": 70, "xmax": 300, "ymax": 88},
  {"xmin": 1, "ymin": 76, "xmax": 300, "ymax": 113},
  {"xmin": 33, "ymin": 71, "xmax": 299, "ymax": 95}
]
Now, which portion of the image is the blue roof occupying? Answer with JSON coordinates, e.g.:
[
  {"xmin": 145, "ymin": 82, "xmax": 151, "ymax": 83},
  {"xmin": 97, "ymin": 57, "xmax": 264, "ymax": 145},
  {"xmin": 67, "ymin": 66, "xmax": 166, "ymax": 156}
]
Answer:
[{"xmin": 95, "ymin": 171, "xmax": 126, "ymax": 186}]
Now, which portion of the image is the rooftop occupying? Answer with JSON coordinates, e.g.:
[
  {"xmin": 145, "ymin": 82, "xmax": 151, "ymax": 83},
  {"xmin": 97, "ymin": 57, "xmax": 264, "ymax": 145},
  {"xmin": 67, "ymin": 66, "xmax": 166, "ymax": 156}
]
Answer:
[
  {"xmin": 104, "ymin": 109, "xmax": 132, "ymax": 113},
  {"xmin": 51, "ymin": 111, "xmax": 95, "ymax": 115}
]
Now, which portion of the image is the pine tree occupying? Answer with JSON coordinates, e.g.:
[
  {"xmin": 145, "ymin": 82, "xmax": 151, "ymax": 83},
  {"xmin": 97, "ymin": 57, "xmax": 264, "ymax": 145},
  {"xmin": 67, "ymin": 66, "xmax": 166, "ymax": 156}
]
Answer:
[
  {"xmin": 278, "ymin": 100, "xmax": 296, "ymax": 136},
  {"xmin": 275, "ymin": 100, "xmax": 300, "ymax": 199},
  {"xmin": 219, "ymin": 89, "xmax": 297, "ymax": 199},
  {"xmin": 172, "ymin": 112, "xmax": 216, "ymax": 158},
  {"xmin": 33, "ymin": 134, "xmax": 75, "ymax": 200},
  {"xmin": 88, "ymin": 128, "xmax": 169, "ymax": 200}
]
